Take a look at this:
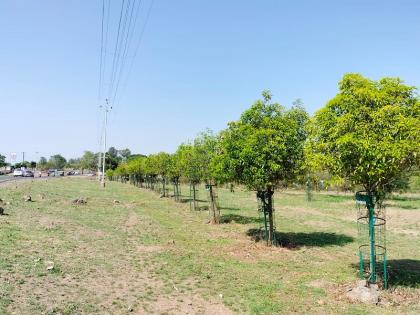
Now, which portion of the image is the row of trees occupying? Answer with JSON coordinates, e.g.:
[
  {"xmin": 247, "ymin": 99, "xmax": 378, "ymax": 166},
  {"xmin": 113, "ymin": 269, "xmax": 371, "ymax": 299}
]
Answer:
[
  {"xmin": 27, "ymin": 147, "xmax": 135, "ymax": 172},
  {"xmin": 109, "ymin": 74, "xmax": 419, "ymax": 244}
]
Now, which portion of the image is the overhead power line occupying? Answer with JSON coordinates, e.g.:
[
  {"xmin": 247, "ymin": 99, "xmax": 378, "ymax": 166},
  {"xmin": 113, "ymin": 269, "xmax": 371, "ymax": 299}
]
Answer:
[{"xmin": 96, "ymin": 0, "xmax": 154, "ymax": 187}]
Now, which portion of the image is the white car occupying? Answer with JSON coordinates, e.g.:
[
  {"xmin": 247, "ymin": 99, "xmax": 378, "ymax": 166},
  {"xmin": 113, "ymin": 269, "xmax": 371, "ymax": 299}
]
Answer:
[{"xmin": 13, "ymin": 169, "xmax": 23, "ymax": 177}]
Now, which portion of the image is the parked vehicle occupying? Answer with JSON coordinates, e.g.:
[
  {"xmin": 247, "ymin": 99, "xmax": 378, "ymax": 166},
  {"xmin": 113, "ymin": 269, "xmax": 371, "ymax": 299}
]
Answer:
[
  {"xmin": 23, "ymin": 170, "xmax": 34, "ymax": 177},
  {"xmin": 47, "ymin": 169, "xmax": 56, "ymax": 176},
  {"xmin": 13, "ymin": 169, "xmax": 23, "ymax": 177}
]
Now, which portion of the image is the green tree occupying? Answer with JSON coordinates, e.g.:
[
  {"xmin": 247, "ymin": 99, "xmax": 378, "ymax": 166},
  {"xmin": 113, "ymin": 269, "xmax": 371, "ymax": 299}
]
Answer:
[
  {"xmin": 126, "ymin": 157, "xmax": 146, "ymax": 187},
  {"xmin": 80, "ymin": 151, "xmax": 97, "ymax": 173},
  {"xmin": 119, "ymin": 148, "xmax": 132, "ymax": 162},
  {"xmin": 38, "ymin": 157, "xmax": 48, "ymax": 170},
  {"xmin": 194, "ymin": 130, "xmax": 219, "ymax": 219},
  {"xmin": 177, "ymin": 143, "xmax": 201, "ymax": 208},
  {"xmin": 108, "ymin": 147, "xmax": 119, "ymax": 159},
  {"xmin": 152, "ymin": 152, "xmax": 172, "ymax": 196},
  {"xmin": 66, "ymin": 158, "xmax": 81, "ymax": 170},
  {"xmin": 168, "ymin": 152, "xmax": 183, "ymax": 202},
  {"xmin": 0, "ymin": 154, "xmax": 6, "ymax": 167},
  {"xmin": 306, "ymin": 74, "xmax": 420, "ymax": 196},
  {"xmin": 49, "ymin": 154, "xmax": 67, "ymax": 170},
  {"xmin": 215, "ymin": 90, "xmax": 308, "ymax": 244}
]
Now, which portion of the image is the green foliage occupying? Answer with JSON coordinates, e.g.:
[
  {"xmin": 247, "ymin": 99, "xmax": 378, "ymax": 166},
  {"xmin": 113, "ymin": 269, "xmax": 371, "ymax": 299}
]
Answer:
[
  {"xmin": 66, "ymin": 158, "xmax": 81, "ymax": 169},
  {"xmin": 38, "ymin": 157, "xmax": 48, "ymax": 170},
  {"xmin": 48, "ymin": 154, "xmax": 67, "ymax": 170},
  {"xmin": 306, "ymin": 73, "xmax": 420, "ymax": 195},
  {"xmin": 113, "ymin": 163, "xmax": 128, "ymax": 177},
  {"xmin": 176, "ymin": 130, "xmax": 218, "ymax": 184},
  {"xmin": 0, "ymin": 154, "xmax": 6, "ymax": 167},
  {"xmin": 153, "ymin": 152, "xmax": 172, "ymax": 179},
  {"xmin": 177, "ymin": 143, "xmax": 200, "ymax": 183},
  {"xmin": 119, "ymin": 148, "xmax": 131, "ymax": 161},
  {"xmin": 126, "ymin": 156, "xmax": 146, "ymax": 177},
  {"xmin": 168, "ymin": 152, "xmax": 182, "ymax": 183},
  {"xmin": 105, "ymin": 169, "xmax": 114, "ymax": 178},
  {"xmin": 79, "ymin": 151, "xmax": 97, "ymax": 172},
  {"xmin": 215, "ymin": 92, "xmax": 308, "ymax": 191}
]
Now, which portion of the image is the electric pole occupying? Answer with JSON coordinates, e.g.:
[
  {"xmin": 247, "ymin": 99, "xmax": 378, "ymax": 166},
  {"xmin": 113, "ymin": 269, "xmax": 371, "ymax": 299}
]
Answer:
[{"xmin": 101, "ymin": 99, "xmax": 111, "ymax": 188}]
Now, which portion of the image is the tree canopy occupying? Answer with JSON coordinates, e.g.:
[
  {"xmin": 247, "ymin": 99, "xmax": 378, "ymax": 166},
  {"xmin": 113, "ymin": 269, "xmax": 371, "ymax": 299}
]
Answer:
[
  {"xmin": 79, "ymin": 151, "xmax": 97, "ymax": 171},
  {"xmin": 306, "ymin": 73, "xmax": 420, "ymax": 195},
  {"xmin": 0, "ymin": 154, "xmax": 6, "ymax": 167},
  {"xmin": 49, "ymin": 154, "xmax": 67, "ymax": 170},
  {"xmin": 215, "ymin": 91, "xmax": 308, "ymax": 191}
]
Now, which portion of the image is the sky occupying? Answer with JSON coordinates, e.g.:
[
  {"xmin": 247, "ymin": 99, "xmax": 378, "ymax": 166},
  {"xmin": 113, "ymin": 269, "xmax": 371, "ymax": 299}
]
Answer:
[{"xmin": 1, "ymin": 0, "xmax": 419, "ymax": 163}]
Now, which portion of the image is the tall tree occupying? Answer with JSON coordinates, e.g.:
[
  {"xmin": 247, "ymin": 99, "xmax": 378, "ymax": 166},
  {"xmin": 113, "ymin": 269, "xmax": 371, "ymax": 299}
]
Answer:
[
  {"xmin": 194, "ymin": 130, "xmax": 219, "ymax": 220},
  {"xmin": 177, "ymin": 143, "xmax": 201, "ymax": 209},
  {"xmin": 215, "ymin": 90, "xmax": 308, "ymax": 244},
  {"xmin": 306, "ymin": 73, "xmax": 420, "ymax": 285},
  {"xmin": 38, "ymin": 157, "xmax": 48, "ymax": 170},
  {"xmin": 0, "ymin": 154, "xmax": 6, "ymax": 167},
  {"xmin": 306, "ymin": 74, "xmax": 420, "ymax": 196},
  {"xmin": 49, "ymin": 154, "xmax": 67, "ymax": 170},
  {"xmin": 80, "ymin": 151, "xmax": 97, "ymax": 172},
  {"xmin": 119, "ymin": 148, "xmax": 132, "ymax": 162}
]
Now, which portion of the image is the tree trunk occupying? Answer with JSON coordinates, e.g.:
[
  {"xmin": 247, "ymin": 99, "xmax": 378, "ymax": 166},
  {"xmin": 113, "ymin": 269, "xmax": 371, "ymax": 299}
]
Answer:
[
  {"xmin": 193, "ymin": 183, "xmax": 197, "ymax": 210},
  {"xmin": 209, "ymin": 185, "xmax": 219, "ymax": 224},
  {"xmin": 162, "ymin": 179, "xmax": 166, "ymax": 197},
  {"xmin": 267, "ymin": 189, "xmax": 274, "ymax": 246}
]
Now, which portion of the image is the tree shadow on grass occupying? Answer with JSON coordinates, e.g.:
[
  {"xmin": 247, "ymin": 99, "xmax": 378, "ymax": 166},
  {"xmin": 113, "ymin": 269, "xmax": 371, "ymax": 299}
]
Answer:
[
  {"xmin": 388, "ymin": 259, "xmax": 420, "ymax": 287},
  {"xmin": 220, "ymin": 214, "xmax": 262, "ymax": 224},
  {"xmin": 246, "ymin": 229, "xmax": 354, "ymax": 249},
  {"xmin": 350, "ymin": 259, "xmax": 420, "ymax": 288}
]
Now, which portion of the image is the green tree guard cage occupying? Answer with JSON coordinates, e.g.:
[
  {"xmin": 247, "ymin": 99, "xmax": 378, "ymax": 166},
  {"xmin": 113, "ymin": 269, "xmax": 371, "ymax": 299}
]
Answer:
[
  {"xmin": 172, "ymin": 179, "xmax": 181, "ymax": 202},
  {"xmin": 356, "ymin": 191, "xmax": 387, "ymax": 288},
  {"xmin": 189, "ymin": 183, "xmax": 199, "ymax": 211},
  {"xmin": 257, "ymin": 190, "xmax": 277, "ymax": 246},
  {"xmin": 206, "ymin": 184, "xmax": 220, "ymax": 224}
]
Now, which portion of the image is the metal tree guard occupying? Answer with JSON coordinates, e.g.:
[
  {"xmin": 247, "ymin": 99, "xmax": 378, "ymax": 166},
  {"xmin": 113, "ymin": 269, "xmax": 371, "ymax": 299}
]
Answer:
[
  {"xmin": 257, "ymin": 190, "xmax": 277, "ymax": 246},
  {"xmin": 189, "ymin": 183, "xmax": 199, "ymax": 211},
  {"xmin": 356, "ymin": 191, "xmax": 387, "ymax": 288}
]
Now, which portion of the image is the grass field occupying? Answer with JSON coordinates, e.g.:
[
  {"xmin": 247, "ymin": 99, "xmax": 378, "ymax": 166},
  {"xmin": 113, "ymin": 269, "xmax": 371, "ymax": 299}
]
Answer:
[{"xmin": 0, "ymin": 178, "xmax": 419, "ymax": 314}]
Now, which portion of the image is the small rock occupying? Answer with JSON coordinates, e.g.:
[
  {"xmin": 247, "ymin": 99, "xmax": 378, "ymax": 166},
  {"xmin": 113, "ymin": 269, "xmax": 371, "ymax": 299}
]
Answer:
[
  {"xmin": 113, "ymin": 200, "xmax": 120, "ymax": 204},
  {"xmin": 24, "ymin": 195, "xmax": 32, "ymax": 202},
  {"xmin": 219, "ymin": 293, "xmax": 223, "ymax": 299},
  {"xmin": 167, "ymin": 239, "xmax": 175, "ymax": 245},
  {"xmin": 317, "ymin": 300, "xmax": 324, "ymax": 305},
  {"xmin": 46, "ymin": 261, "xmax": 55, "ymax": 271},
  {"xmin": 0, "ymin": 207, "xmax": 4, "ymax": 215},
  {"xmin": 72, "ymin": 198, "xmax": 87, "ymax": 205},
  {"xmin": 346, "ymin": 280, "xmax": 380, "ymax": 304}
]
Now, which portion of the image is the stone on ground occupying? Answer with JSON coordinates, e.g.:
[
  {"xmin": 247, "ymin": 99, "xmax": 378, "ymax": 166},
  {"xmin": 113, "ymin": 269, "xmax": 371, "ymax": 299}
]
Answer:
[{"xmin": 346, "ymin": 280, "xmax": 380, "ymax": 304}]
